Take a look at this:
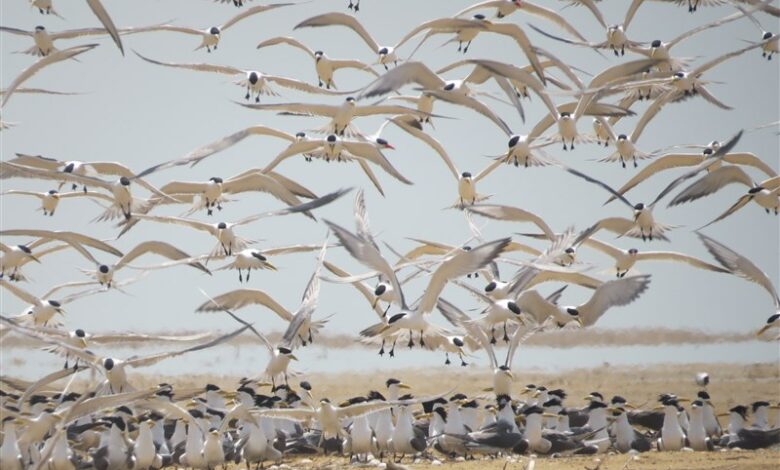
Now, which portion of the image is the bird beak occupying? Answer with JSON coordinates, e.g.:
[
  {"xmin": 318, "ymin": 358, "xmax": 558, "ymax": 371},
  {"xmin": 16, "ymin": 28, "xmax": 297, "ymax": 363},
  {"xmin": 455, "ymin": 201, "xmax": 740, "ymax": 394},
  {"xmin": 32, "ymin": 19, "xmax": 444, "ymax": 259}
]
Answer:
[
  {"xmin": 79, "ymin": 337, "xmax": 88, "ymax": 347},
  {"xmin": 255, "ymin": 382, "xmax": 273, "ymax": 388},
  {"xmin": 519, "ymin": 389, "xmax": 531, "ymax": 395},
  {"xmin": 573, "ymin": 317, "xmax": 583, "ymax": 327},
  {"xmin": 542, "ymin": 413, "xmax": 558, "ymax": 418},
  {"xmin": 624, "ymin": 403, "xmax": 636, "ymax": 410},
  {"xmin": 653, "ymin": 405, "xmax": 665, "ymax": 411},
  {"xmin": 677, "ymin": 397, "xmax": 691, "ymax": 403},
  {"xmin": 757, "ymin": 324, "xmax": 772, "ymax": 335},
  {"xmin": 289, "ymin": 354, "xmax": 298, "ymax": 361},
  {"xmin": 514, "ymin": 415, "xmax": 526, "ymax": 425},
  {"xmin": 482, "ymin": 387, "xmax": 494, "ymax": 392},
  {"xmin": 531, "ymin": 390, "xmax": 541, "ymax": 398},
  {"xmin": 417, "ymin": 412, "xmax": 432, "ymax": 419},
  {"xmin": 30, "ymin": 254, "xmax": 41, "ymax": 264},
  {"xmin": 717, "ymin": 413, "xmax": 730, "ymax": 418},
  {"xmin": 266, "ymin": 262, "xmax": 278, "ymax": 272},
  {"xmin": 371, "ymin": 298, "xmax": 379, "ymax": 308},
  {"xmin": 384, "ymin": 144, "xmax": 395, "ymax": 150},
  {"xmin": 398, "ymin": 383, "xmax": 411, "ymax": 390}
]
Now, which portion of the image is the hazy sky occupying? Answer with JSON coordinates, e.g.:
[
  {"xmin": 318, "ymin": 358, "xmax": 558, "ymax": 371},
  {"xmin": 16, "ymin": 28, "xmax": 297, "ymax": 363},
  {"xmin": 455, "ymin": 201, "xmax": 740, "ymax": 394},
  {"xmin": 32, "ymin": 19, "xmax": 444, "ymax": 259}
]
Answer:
[{"xmin": 1, "ymin": 0, "xmax": 778, "ymax": 372}]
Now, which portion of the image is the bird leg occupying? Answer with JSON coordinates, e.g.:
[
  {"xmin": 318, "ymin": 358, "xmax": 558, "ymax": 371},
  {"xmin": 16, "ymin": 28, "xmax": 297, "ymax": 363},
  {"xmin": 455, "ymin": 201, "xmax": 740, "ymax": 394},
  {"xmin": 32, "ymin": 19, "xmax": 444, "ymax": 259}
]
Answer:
[
  {"xmin": 246, "ymin": 268, "xmax": 251, "ymax": 281},
  {"xmin": 72, "ymin": 183, "xmax": 78, "ymax": 190},
  {"xmin": 490, "ymin": 327, "xmax": 497, "ymax": 345},
  {"xmin": 460, "ymin": 354, "xmax": 468, "ymax": 367},
  {"xmin": 502, "ymin": 322, "xmax": 510, "ymax": 342},
  {"xmin": 308, "ymin": 328, "xmax": 314, "ymax": 343},
  {"xmin": 445, "ymin": 353, "xmax": 451, "ymax": 365},
  {"xmin": 389, "ymin": 339, "xmax": 397, "ymax": 357},
  {"xmin": 382, "ymin": 304, "xmax": 390, "ymax": 318},
  {"xmin": 407, "ymin": 330, "xmax": 414, "ymax": 349},
  {"xmin": 464, "ymin": 41, "xmax": 472, "ymax": 53},
  {"xmin": 379, "ymin": 339, "xmax": 385, "ymax": 356},
  {"xmin": 419, "ymin": 330, "xmax": 425, "ymax": 347},
  {"xmin": 457, "ymin": 41, "xmax": 463, "ymax": 52}
]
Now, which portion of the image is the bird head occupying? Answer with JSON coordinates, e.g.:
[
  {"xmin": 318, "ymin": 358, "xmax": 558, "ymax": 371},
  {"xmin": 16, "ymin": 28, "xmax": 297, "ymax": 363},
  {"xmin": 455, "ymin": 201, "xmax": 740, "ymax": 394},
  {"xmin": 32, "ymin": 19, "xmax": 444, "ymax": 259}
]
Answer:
[
  {"xmin": 248, "ymin": 71, "xmax": 259, "ymax": 85},
  {"xmin": 507, "ymin": 301, "xmax": 521, "ymax": 315},
  {"xmin": 119, "ymin": 176, "xmax": 131, "ymax": 186},
  {"xmin": 375, "ymin": 137, "xmax": 394, "ymax": 150},
  {"xmin": 209, "ymin": 26, "xmax": 221, "ymax": 36},
  {"xmin": 209, "ymin": 176, "xmax": 224, "ymax": 184}
]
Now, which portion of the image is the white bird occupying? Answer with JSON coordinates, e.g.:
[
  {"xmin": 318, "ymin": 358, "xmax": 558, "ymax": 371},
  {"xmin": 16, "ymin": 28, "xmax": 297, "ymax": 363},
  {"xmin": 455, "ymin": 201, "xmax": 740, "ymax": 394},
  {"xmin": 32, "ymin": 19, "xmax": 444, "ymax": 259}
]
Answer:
[
  {"xmin": 122, "ymin": 188, "xmax": 349, "ymax": 255},
  {"xmin": 1, "ymin": 44, "xmax": 98, "ymax": 107},
  {"xmin": 0, "ymin": 279, "xmax": 107, "ymax": 326},
  {"xmin": 70, "ymin": 240, "xmax": 210, "ymax": 287},
  {"xmin": 134, "ymin": 51, "xmax": 348, "ymax": 102},
  {"xmin": 528, "ymin": 0, "xmax": 648, "ymax": 56},
  {"xmin": 0, "ymin": 189, "xmax": 109, "ymax": 217},
  {"xmin": 294, "ymin": 12, "xmax": 417, "ymax": 69},
  {"xmin": 157, "ymin": 170, "xmax": 309, "ymax": 216},
  {"xmin": 565, "ymin": 167, "xmax": 676, "ymax": 241},
  {"xmin": 212, "ymin": 243, "xmax": 325, "ymax": 282},
  {"xmin": 669, "ymin": 168, "xmax": 779, "ymax": 226},
  {"xmin": 327, "ymin": 219, "xmax": 509, "ymax": 355},
  {"xmin": 0, "ymin": 24, "xmax": 130, "ymax": 57},
  {"xmin": 358, "ymin": 61, "xmax": 516, "ymax": 135},
  {"xmin": 580, "ymin": 237, "xmax": 730, "ymax": 277},
  {"xmin": 240, "ymin": 96, "xmax": 430, "ymax": 137},
  {"xmin": 256, "ymin": 36, "xmax": 379, "ymax": 89},
  {"xmin": 126, "ymin": 4, "xmax": 293, "ymax": 52}
]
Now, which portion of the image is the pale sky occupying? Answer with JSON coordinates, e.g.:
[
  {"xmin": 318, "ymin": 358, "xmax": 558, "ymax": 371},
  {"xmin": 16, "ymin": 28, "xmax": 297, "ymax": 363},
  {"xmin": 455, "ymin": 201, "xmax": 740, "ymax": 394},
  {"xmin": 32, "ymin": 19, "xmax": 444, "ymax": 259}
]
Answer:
[{"xmin": 1, "ymin": 0, "xmax": 778, "ymax": 372}]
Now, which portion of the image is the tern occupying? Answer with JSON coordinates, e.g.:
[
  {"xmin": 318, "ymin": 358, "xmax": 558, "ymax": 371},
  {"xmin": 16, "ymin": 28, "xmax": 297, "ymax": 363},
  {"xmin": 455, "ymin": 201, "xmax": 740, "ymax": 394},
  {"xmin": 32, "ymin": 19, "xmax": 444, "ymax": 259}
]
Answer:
[
  {"xmin": 0, "ymin": 279, "xmax": 108, "ymax": 326},
  {"xmin": 0, "ymin": 189, "xmax": 108, "ymax": 216},
  {"xmin": 455, "ymin": 0, "xmax": 590, "ymax": 43},
  {"xmin": 69, "ymin": 240, "xmax": 210, "ymax": 288},
  {"xmin": 157, "ymin": 171, "xmax": 309, "ymax": 216},
  {"xmin": 530, "ymin": 0, "xmax": 648, "ymax": 56},
  {"xmin": 326, "ymin": 219, "xmax": 509, "ymax": 355},
  {"xmin": 121, "ymin": 188, "xmax": 350, "ymax": 255},
  {"xmin": 739, "ymin": 4, "xmax": 779, "ymax": 60},
  {"xmin": 211, "ymin": 243, "xmax": 325, "ymax": 282},
  {"xmin": 0, "ymin": 25, "xmax": 135, "ymax": 57},
  {"xmin": 126, "ymin": 4, "xmax": 293, "ymax": 52},
  {"xmin": 565, "ymin": 167, "xmax": 677, "ymax": 241},
  {"xmin": 134, "ymin": 51, "xmax": 348, "ymax": 102},
  {"xmin": 605, "ymin": 150, "xmax": 777, "ymax": 204},
  {"xmin": 239, "ymin": 96, "xmax": 431, "ymax": 137},
  {"xmin": 294, "ymin": 12, "xmax": 416, "ymax": 69},
  {"xmin": 669, "ymin": 168, "xmax": 779, "ymax": 226},
  {"xmin": 257, "ymin": 36, "xmax": 379, "ymax": 88},
  {"xmin": 579, "ymin": 237, "xmax": 729, "ymax": 278}
]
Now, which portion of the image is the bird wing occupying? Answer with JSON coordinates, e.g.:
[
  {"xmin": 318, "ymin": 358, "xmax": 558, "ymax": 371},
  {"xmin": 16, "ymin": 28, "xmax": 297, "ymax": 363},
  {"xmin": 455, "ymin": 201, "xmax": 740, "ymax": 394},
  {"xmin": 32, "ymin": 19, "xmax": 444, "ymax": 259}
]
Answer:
[
  {"xmin": 605, "ymin": 153, "xmax": 704, "ymax": 204},
  {"xmin": 266, "ymin": 74, "xmax": 352, "ymax": 95},
  {"xmin": 323, "ymin": 261, "xmax": 387, "ymax": 319},
  {"xmin": 578, "ymin": 275, "xmax": 652, "ymax": 326},
  {"xmin": 699, "ymin": 194, "xmax": 754, "ymax": 228},
  {"xmin": 353, "ymin": 188, "xmax": 378, "ymax": 248},
  {"xmin": 265, "ymin": 171, "xmax": 318, "ymax": 198},
  {"xmin": 89, "ymin": 331, "xmax": 212, "ymax": 343},
  {"xmin": 330, "ymin": 59, "xmax": 379, "ymax": 75},
  {"xmin": 223, "ymin": 172, "xmax": 303, "ymax": 207},
  {"xmin": 564, "ymin": 167, "xmax": 635, "ymax": 209},
  {"xmin": 239, "ymin": 101, "xmax": 339, "ymax": 116},
  {"xmin": 581, "ymin": 238, "xmax": 626, "ymax": 260},
  {"xmin": 527, "ymin": 269, "xmax": 603, "ymax": 290},
  {"xmin": 417, "ymin": 238, "xmax": 511, "ymax": 314},
  {"xmin": 195, "ymin": 289, "xmax": 293, "ymax": 321},
  {"xmin": 515, "ymin": 289, "xmax": 559, "ymax": 324},
  {"xmin": 256, "ymin": 35, "xmax": 315, "ymax": 57},
  {"xmin": 262, "ymin": 243, "xmax": 327, "ymax": 257},
  {"xmin": 520, "ymin": 1, "xmax": 590, "ymax": 41},
  {"xmin": 133, "ymin": 214, "xmax": 218, "ymax": 235},
  {"xmin": 63, "ymin": 389, "xmax": 160, "ymax": 423},
  {"xmin": 358, "ymin": 62, "xmax": 445, "ymax": 99},
  {"xmin": 389, "ymin": 116, "xmax": 459, "ymax": 180},
  {"xmin": 0, "ymin": 229, "xmax": 122, "ymax": 257},
  {"xmin": 341, "ymin": 141, "xmax": 413, "ymax": 184},
  {"xmin": 19, "ymin": 367, "xmax": 85, "ymax": 411},
  {"xmin": 482, "ymin": 23, "xmax": 546, "ymax": 82},
  {"xmin": 669, "ymin": 165, "xmax": 754, "ymax": 206},
  {"xmin": 667, "ymin": 7, "xmax": 748, "ymax": 48},
  {"xmin": 233, "ymin": 188, "xmax": 351, "ymax": 226},
  {"xmin": 221, "ymin": 3, "xmax": 293, "ymax": 30},
  {"xmin": 295, "ymin": 12, "xmax": 380, "ymax": 51},
  {"xmin": 506, "ymin": 319, "xmax": 548, "ymax": 368},
  {"xmin": 157, "ymin": 181, "xmax": 209, "ymax": 195},
  {"xmin": 134, "ymin": 51, "xmax": 243, "ymax": 75},
  {"xmin": 0, "ymin": 160, "xmax": 114, "ymax": 190},
  {"xmin": 425, "ymin": 88, "xmax": 514, "ymax": 136},
  {"xmin": 85, "ymin": 0, "xmax": 123, "ymax": 54},
  {"xmin": 254, "ymin": 408, "xmax": 316, "ymax": 421},
  {"xmin": 453, "ymin": 0, "xmax": 507, "ymax": 17},
  {"xmin": 115, "ymin": 241, "xmax": 207, "ymax": 273},
  {"xmin": 338, "ymin": 401, "xmax": 395, "ymax": 419},
  {"xmin": 281, "ymin": 241, "xmax": 327, "ymax": 348},
  {"xmin": 0, "ymin": 280, "xmax": 41, "ymax": 304},
  {"xmin": 636, "ymin": 251, "xmax": 730, "ymax": 272},
  {"xmin": 623, "ymin": 0, "xmax": 647, "ymax": 29},
  {"xmin": 325, "ymin": 220, "xmax": 407, "ymax": 309},
  {"xmin": 6, "ymin": 153, "xmax": 63, "ymax": 171},
  {"xmin": 723, "ymin": 153, "xmax": 777, "ymax": 177},
  {"xmin": 0, "ymin": 26, "xmax": 32, "ymax": 37},
  {"xmin": 466, "ymin": 205, "xmax": 556, "ymax": 240},
  {"xmin": 697, "ymin": 232, "xmax": 780, "ymax": 308},
  {"xmin": 261, "ymin": 140, "xmax": 326, "ymax": 173},
  {"xmin": 125, "ymin": 325, "xmax": 249, "ymax": 368}
]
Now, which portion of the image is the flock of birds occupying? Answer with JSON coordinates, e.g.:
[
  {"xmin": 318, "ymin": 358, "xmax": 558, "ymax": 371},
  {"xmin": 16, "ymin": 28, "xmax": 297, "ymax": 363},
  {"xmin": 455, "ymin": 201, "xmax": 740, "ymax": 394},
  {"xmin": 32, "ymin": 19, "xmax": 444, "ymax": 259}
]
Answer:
[{"xmin": 1, "ymin": 0, "xmax": 780, "ymax": 468}]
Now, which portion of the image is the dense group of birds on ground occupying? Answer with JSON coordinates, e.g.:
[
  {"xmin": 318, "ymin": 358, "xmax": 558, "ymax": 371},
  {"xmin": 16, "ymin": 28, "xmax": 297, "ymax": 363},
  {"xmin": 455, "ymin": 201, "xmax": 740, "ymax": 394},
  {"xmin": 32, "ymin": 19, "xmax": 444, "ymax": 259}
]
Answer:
[{"xmin": 1, "ymin": 0, "xmax": 779, "ymax": 468}]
